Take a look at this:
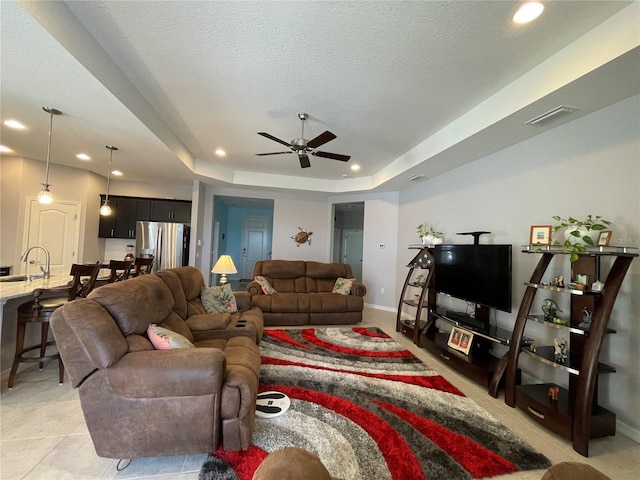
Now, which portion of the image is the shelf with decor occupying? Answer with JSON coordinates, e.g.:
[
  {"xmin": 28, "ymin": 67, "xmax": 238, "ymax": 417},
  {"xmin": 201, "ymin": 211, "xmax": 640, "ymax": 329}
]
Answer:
[
  {"xmin": 396, "ymin": 247, "xmax": 434, "ymax": 345},
  {"xmin": 504, "ymin": 245, "xmax": 637, "ymax": 457}
]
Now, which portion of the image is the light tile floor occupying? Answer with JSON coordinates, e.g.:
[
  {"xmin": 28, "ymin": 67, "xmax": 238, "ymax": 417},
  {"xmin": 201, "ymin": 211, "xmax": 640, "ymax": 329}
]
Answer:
[{"xmin": 1, "ymin": 307, "xmax": 639, "ymax": 479}]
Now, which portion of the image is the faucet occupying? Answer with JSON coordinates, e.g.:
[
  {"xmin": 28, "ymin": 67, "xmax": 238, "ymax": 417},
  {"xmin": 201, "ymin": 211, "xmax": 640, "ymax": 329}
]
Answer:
[{"xmin": 20, "ymin": 246, "xmax": 51, "ymax": 280}]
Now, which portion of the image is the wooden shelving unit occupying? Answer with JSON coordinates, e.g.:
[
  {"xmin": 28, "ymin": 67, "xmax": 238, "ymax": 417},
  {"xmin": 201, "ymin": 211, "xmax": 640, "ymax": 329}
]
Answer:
[
  {"xmin": 504, "ymin": 245, "xmax": 637, "ymax": 457},
  {"xmin": 396, "ymin": 246, "xmax": 434, "ymax": 345}
]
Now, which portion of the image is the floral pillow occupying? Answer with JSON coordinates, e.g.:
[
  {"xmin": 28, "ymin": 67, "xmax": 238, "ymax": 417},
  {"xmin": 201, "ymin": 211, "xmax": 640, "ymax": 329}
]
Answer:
[
  {"xmin": 332, "ymin": 277, "xmax": 355, "ymax": 295},
  {"xmin": 201, "ymin": 284, "xmax": 238, "ymax": 313},
  {"xmin": 147, "ymin": 324, "xmax": 194, "ymax": 350},
  {"xmin": 254, "ymin": 275, "xmax": 277, "ymax": 295}
]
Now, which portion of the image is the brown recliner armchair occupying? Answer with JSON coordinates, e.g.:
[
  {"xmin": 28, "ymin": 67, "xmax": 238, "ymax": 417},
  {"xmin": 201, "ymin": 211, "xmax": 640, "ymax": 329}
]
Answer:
[{"xmin": 50, "ymin": 269, "xmax": 261, "ymax": 459}]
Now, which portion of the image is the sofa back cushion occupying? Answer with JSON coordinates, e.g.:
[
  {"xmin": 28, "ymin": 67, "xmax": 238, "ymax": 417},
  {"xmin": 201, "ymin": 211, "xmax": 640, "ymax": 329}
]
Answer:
[
  {"xmin": 254, "ymin": 260, "xmax": 307, "ymax": 293},
  {"xmin": 305, "ymin": 262, "xmax": 354, "ymax": 293},
  {"xmin": 170, "ymin": 266, "xmax": 208, "ymax": 316},
  {"xmin": 88, "ymin": 274, "xmax": 176, "ymax": 336},
  {"xmin": 50, "ymin": 299, "xmax": 128, "ymax": 387}
]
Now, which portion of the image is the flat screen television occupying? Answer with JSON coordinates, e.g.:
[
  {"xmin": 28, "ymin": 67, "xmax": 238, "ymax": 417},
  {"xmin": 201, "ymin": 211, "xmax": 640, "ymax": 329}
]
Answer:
[{"xmin": 433, "ymin": 244, "xmax": 512, "ymax": 325}]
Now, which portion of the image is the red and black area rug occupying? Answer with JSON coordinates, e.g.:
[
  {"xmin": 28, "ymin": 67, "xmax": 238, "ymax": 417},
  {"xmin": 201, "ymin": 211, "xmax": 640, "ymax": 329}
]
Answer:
[{"xmin": 201, "ymin": 327, "xmax": 550, "ymax": 480}]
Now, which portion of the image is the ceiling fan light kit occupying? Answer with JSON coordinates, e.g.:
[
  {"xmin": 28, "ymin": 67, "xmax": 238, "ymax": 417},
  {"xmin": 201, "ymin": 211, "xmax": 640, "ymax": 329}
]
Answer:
[{"xmin": 256, "ymin": 112, "xmax": 351, "ymax": 169}]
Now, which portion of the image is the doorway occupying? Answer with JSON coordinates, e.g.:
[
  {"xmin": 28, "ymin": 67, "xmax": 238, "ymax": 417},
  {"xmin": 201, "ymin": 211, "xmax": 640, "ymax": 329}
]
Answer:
[
  {"xmin": 332, "ymin": 202, "xmax": 364, "ymax": 281},
  {"xmin": 23, "ymin": 198, "xmax": 80, "ymax": 275}
]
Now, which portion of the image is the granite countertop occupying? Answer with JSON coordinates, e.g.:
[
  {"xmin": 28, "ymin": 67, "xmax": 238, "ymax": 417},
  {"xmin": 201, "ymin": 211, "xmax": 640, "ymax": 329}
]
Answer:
[{"xmin": 0, "ymin": 273, "xmax": 73, "ymax": 302}]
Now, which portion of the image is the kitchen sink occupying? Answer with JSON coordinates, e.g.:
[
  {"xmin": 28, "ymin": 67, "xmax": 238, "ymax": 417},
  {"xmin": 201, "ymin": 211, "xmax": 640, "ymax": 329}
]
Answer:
[{"xmin": 0, "ymin": 275, "xmax": 29, "ymax": 282}]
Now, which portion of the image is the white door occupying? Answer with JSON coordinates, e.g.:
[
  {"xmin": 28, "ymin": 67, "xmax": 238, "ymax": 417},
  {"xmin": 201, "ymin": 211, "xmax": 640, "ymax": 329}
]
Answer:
[
  {"xmin": 23, "ymin": 198, "xmax": 80, "ymax": 275},
  {"xmin": 343, "ymin": 229, "xmax": 363, "ymax": 281},
  {"xmin": 241, "ymin": 216, "xmax": 270, "ymax": 279}
]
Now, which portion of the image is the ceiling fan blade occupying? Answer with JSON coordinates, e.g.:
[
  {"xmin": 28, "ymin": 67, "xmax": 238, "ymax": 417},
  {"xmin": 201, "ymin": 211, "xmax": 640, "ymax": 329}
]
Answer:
[
  {"xmin": 255, "ymin": 151, "xmax": 293, "ymax": 156},
  {"xmin": 307, "ymin": 130, "xmax": 337, "ymax": 149},
  {"xmin": 298, "ymin": 153, "xmax": 311, "ymax": 168},
  {"xmin": 313, "ymin": 151, "xmax": 351, "ymax": 162},
  {"xmin": 258, "ymin": 132, "xmax": 292, "ymax": 148}
]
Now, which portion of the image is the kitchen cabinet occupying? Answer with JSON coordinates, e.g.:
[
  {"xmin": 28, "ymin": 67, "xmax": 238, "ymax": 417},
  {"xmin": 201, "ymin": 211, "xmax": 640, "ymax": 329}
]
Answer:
[
  {"xmin": 98, "ymin": 196, "xmax": 150, "ymax": 239},
  {"xmin": 149, "ymin": 200, "xmax": 192, "ymax": 223}
]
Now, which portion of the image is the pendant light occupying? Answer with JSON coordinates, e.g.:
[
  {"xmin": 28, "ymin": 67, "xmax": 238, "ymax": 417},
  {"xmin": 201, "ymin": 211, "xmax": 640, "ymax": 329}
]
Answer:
[
  {"xmin": 99, "ymin": 145, "xmax": 118, "ymax": 216},
  {"xmin": 38, "ymin": 107, "xmax": 61, "ymax": 204}
]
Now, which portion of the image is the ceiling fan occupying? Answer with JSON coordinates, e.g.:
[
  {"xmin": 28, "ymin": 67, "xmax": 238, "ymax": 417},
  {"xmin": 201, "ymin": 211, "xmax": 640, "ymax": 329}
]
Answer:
[{"xmin": 256, "ymin": 112, "xmax": 351, "ymax": 168}]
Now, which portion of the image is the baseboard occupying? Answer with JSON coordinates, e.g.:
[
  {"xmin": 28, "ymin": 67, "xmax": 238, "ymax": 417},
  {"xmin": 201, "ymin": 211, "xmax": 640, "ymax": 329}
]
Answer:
[{"xmin": 363, "ymin": 302, "xmax": 396, "ymax": 313}]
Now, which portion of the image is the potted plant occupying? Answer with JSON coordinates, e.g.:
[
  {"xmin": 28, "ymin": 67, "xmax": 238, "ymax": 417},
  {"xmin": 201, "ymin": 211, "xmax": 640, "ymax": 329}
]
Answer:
[
  {"xmin": 552, "ymin": 215, "xmax": 613, "ymax": 261},
  {"xmin": 416, "ymin": 222, "xmax": 443, "ymax": 246}
]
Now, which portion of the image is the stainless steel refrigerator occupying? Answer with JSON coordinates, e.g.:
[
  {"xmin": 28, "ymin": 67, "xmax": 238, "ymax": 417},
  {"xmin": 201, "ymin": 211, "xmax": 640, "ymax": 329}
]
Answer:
[{"xmin": 135, "ymin": 221, "xmax": 190, "ymax": 273}]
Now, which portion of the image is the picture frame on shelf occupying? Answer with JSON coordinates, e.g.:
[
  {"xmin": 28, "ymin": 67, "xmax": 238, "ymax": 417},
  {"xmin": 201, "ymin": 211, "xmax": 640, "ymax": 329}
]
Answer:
[
  {"xmin": 529, "ymin": 225, "xmax": 552, "ymax": 245},
  {"xmin": 597, "ymin": 230, "xmax": 612, "ymax": 246},
  {"xmin": 447, "ymin": 327, "xmax": 473, "ymax": 355}
]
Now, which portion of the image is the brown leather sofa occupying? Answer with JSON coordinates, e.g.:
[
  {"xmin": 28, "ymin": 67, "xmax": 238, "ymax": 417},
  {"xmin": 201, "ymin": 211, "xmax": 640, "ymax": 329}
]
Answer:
[
  {"xmin": 50, "ymin": 266, "xmax": 263, "ymax": 459},
  {"xmin": 246, "ymin": 260, "xmax": 366, "ymax": 326}
]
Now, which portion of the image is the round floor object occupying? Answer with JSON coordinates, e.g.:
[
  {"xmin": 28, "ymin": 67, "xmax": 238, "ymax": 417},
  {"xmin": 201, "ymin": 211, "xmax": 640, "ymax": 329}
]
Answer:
[{"xmin": 255, "ymin": 391, "xmax": 291, "ymax": 418}]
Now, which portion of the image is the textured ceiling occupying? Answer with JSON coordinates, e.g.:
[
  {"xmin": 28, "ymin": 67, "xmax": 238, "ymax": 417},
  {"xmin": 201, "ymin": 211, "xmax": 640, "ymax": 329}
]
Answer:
[{"xmin": 1, "ymin": 0, "xmax": 638, "ymax": 194}]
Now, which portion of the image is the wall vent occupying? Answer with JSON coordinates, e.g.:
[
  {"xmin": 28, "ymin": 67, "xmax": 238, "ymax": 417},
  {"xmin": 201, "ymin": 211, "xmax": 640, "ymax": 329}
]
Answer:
[
  {"xmin": 525, "ymin": 105, "xmax": 578, "ymax": 126},
  {"xmin": 406, "ymin": 174, "xmax": 425, "ymax": 181}
]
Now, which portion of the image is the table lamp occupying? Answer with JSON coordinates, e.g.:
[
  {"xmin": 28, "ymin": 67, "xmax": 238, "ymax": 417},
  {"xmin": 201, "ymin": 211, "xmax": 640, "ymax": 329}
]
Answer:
[{"xmin": 212, "ymin": 255, "xmax": 237, "ymax": 284}]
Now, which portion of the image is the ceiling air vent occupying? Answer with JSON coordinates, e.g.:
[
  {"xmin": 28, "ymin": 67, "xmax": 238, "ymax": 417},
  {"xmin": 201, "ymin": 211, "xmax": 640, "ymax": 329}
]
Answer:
[
  {"xmin": 406, "ymin": 174, "xmax": 425, "ymax": 181},
  {"xmin": 525, "ymin": 105, "xmax": 578, "ymax": 126}
]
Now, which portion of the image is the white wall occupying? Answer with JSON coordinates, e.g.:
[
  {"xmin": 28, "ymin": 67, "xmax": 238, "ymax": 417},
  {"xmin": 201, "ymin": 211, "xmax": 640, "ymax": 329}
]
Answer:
[
  {"xmin": 398, "ymin": 95, "xmax": 640, "ymax": 435},
  {"xmin": 272, "ymin": 199, "xmax": 330, "ymax": 261}
]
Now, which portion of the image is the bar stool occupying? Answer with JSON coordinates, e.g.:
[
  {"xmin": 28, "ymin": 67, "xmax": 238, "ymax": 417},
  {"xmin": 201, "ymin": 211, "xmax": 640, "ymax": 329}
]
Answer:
[
  {"xmin": 94, "ymin": 259, "xmax": 133, "ymax": 288},
  {"xmin": 133, "ymin": 256, "xmax": 154, "ymax": 276},
  {"xmin": 8, "ymin": 262, "xmax": 102, "ymax": 389}
]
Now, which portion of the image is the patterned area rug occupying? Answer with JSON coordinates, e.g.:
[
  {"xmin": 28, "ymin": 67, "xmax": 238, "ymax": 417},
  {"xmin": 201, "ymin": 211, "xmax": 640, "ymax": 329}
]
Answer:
[{"xmin": 201, "ymin": 327, "xmax": 550, "ymax": 480}]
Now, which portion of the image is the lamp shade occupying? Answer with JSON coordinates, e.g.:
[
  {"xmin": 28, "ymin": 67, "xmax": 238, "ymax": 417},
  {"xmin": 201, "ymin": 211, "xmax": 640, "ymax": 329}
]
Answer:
[{"xmin": 212, "ymin": 255, "xmax": 237, "ymax": 285}]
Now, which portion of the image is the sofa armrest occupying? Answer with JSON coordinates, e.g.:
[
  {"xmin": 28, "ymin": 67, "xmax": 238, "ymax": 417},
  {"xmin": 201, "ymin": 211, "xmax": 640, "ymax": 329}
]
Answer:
[
  {"xmin": 103, "ymin": 348, "xmax": 225, "ymax": 398},
  {"xmin": 351, "ymin": 282, "xmax": 367, "ymax": 297},
  {"xmin": 245, "ymin": 281, "xmax": 263, "ymax": 296},
  {"xmin": 186, "ymin": 313, "xmax": 231, "ymax": 331},
  {"xmin": 233, "ymin": 291, "xmax": 251, "ymax": 311}
]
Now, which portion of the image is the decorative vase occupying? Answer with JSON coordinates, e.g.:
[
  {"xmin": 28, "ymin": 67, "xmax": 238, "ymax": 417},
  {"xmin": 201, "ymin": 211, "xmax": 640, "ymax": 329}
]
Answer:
[
  {"xmin": 563, "ymin": 227, "xmax": 598, "ymax": 245},
  {"xmin": 431, "ymin": 237, "xmax": 444, "ymax": 246},
  {"xmin": 421, "ymin": 235, "xmax": 432, "ymax": 246}
]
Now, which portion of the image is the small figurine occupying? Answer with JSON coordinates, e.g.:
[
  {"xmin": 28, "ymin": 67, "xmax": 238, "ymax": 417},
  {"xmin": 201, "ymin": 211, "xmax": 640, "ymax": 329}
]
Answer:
[
  {"xmin": 529, "ymin": 343, "xmax": 537, "ymax": 353},
  {"xmin": 556, "ymin": 276, "xmax": 564, "ymax": 288},
  {"xmin": 541, "ymin": 299, "xmax": 562, "ymax": 322},
  {"xmin": 554, "ymin": 337, "xmax": 567, "ymax": 363},
  {"xmin": 579, "ymin": 307, "xmax": 593, "ymax": 330},
  {"xmin": 548, "ymin": 386, "xmax": 559, "ymax": 401}
]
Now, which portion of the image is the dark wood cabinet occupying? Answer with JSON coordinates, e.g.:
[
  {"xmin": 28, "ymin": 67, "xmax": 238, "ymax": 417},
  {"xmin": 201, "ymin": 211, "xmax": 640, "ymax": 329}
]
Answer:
[
  {"xmin": 504, "ymin": 246, "xmax": 637, "ymax": 457},
  {"xmin": 149, "ymin": 200, "xmax": 191, "ymax": 223},
  {"xmin": 113, "ymin": 197, "xmax": 150, "ymax": 238},
  {"xmin": 99, "ymin": 195, "xmax": 190, "ymax": 238}
]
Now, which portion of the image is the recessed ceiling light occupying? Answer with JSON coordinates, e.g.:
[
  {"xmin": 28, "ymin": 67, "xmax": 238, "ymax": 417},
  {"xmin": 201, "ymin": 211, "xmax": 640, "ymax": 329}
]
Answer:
[
  {"xmin": 76, "ymin": 153, "xmax": 90, "ymax": 160},
  {"xmin": 4, "ymin": 119, "xmax": 26, "ymax": 129},
  {"xmin": 112, "ymin": 170, "xmax": 123, "ymax": 176},
  {"xmin": 350, "ymin": 164, "xmax": 361, "ymax": 171},
  {"xmin": 0, "ymin": 145, "xmax": 14, "ymax": 153},
  {"xmin": 513, "ymin": 2, "xmax": 544, "ymax": 24},
  {"xmin": 215, "ymin": 149, "xmax": 226, "ymax": 157}
]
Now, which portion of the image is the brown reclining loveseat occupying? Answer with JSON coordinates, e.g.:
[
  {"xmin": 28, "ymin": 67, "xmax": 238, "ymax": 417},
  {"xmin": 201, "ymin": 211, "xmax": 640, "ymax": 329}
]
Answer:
[
  {"xmin": 246, "ymin": 260, "xmax": 366, "ymax": 326},
  {"xmin": 50, "ymin": 266, "xmax": 263, "ymax": 459}
]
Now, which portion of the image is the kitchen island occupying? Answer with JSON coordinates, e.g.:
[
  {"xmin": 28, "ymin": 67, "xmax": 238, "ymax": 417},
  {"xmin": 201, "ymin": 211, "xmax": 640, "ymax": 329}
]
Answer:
[{"xmin": 0, "ymin": 273, "xmax": 73, "ymax": 380}]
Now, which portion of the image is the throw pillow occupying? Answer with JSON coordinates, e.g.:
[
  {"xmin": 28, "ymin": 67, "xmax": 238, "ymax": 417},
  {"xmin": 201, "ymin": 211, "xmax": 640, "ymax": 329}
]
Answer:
[
  {"xmin": 255, "ymin": 275, "xmax": 277, "ymax": 295},
  {"xmin": 201, "ymin": 283, "xmax": 238, "ymax": 313},
  {"xmin": 147, "ymin": 324, "xmax": 195, "ymax": 350},
  {"xmin": 332, "ymin": 277, "xmax": 355, "ymax": 295}
]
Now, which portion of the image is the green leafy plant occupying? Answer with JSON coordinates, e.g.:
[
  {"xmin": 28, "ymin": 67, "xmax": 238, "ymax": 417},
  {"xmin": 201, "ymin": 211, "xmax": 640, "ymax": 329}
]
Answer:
[
  {"xmin": 416, "ymin": 222, "xmax": 443, "ymax": 238},
  {"xmin": 552, "ymin": 215, "xmax": 613, "ymax": 261}
]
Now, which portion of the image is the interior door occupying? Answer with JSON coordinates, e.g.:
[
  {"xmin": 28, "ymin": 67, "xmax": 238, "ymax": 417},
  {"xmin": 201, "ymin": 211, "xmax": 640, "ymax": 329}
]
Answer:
[
  {"xmin": 241, "ymin": 216, "xmax": 270, "ymax": 279},
  {"xmin": 23, "ymin": 198, "xmax": 80, "ymax": 275},
  {"xmin": 343, "ymin": 229, "xmax": 363, "ymax": 281}
]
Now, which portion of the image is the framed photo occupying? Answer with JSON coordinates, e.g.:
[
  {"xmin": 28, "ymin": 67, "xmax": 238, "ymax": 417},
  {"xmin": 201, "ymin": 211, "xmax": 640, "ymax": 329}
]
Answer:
[
  {"xmin": 597, "ymin": 230, "xmax": 612, "ymax": 246},
  {"xmin": 447, "ymin": 327, "xmax": 473, "ymax": 355},
  {"xmin": 529, "ymin": 225, "xmax": 552, "ymax": 245}
]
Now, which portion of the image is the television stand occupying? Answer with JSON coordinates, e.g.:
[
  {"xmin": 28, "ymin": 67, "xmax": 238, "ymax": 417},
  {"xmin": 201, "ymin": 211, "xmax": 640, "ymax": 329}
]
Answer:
[{"xmin": 444, "ymin": 311, "xmax": 487, "ymax": 331}]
